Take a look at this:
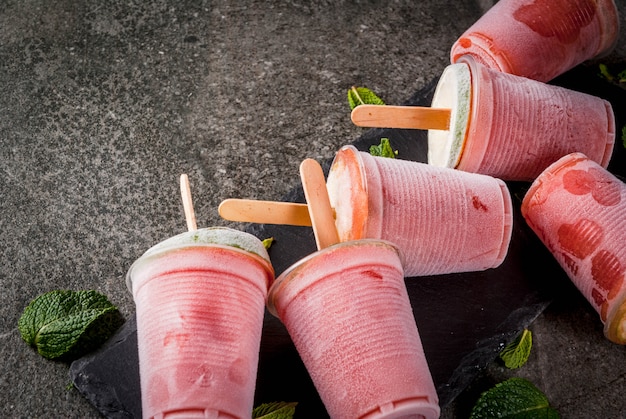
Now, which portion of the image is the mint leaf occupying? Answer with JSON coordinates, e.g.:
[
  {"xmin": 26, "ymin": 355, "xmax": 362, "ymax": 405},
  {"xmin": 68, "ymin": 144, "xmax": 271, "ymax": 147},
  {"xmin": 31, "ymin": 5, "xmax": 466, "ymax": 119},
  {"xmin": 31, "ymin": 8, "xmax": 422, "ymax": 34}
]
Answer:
[
  {"xmin": 18, "ymin": 290, "xmax": 123, "ymax": 360},
  {"xmin": 252, "ymin": 402, "xmax": 297, "ymax": 419},
  {"xmin": 348, "ymin": 86, "xmax": 385, "ymax": 110},
  {"xmin": 500, "ymin": 329, "xmax": 532, "ymax": 369},
  {"xmin": 262, "ymin": 237, "xmax": 275, "ymax": 250},
  {"xmin": 598, "ymin": 63, "xmax": 626, "ymax": 90},
  {"xmin": 369, "ymin": 138, "xmax": 397, "ymax": 158},
  {"xmin": 470, "ymin": 377, "xmax": 559, "ymax": 419}
]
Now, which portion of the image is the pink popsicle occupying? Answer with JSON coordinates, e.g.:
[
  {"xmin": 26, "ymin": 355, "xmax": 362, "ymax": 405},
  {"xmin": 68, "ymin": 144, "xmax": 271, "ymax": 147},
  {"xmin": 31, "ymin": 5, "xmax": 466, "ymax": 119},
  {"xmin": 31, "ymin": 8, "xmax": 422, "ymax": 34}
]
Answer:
[
  {"xmin": 126, "ymin": 228, "xmax": 274, "ymax": 419},
  {"xmin": 267, "ymin": 239, "xmax": 440, "ymax": 419},
  {"xmin": 450, "ymin": 0, "xmax": 620, "ymax": 82},
  {"xmin": 428, "ymin": 56, "xmax": 616, "ymax": 181},
  {"xmin": 326, "ymin": 145, "xmax": 513, "ymax": 277},
  {"xmin": 521, "ymin": 153, "xmax": 626, "ymax": 345}
]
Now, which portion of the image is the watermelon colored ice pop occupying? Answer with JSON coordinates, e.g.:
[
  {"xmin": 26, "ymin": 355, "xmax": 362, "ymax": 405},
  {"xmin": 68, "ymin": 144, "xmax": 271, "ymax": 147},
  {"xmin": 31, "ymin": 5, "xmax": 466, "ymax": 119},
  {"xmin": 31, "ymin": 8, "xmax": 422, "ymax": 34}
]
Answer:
[
  {"xmin": 426, "ymin": 56, "xmax": 615, "ymax": 181},
  {"xmin": 521, "ymin": 152, "xmax": 626, "ymax": 345},
  {"xmin": 267, "ymin": 239, "xmax": 440, "ymax": 418},
  {"xmin": 450, "ymin": 0, "xmax": 620, "ymax": 82},
  {"xmin": 126, "ymin": 227, "xmax": 274, "ymax": 418},
  {"xmin": 326, "ymin": 145, "xmax": 513, "ymax": 277}
]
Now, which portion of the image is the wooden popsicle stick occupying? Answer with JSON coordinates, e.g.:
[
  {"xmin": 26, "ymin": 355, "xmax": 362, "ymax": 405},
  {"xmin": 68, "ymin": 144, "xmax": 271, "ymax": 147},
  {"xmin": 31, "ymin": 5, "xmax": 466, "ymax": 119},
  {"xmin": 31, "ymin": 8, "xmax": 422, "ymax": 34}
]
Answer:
[
  {"xmin": 351, "ymin": 104, "xmax": 451, "ymax": 130},
  {"xmin": 299, "ymin": 158, "xmax": 340, "ymax": 250},
  {"xmin": 180, "ymin": 174, "xmax": 198, "ymax": 231},
  {"xmin": 218, "ymin": 199, "xmax": 312, "ymax": 226}
]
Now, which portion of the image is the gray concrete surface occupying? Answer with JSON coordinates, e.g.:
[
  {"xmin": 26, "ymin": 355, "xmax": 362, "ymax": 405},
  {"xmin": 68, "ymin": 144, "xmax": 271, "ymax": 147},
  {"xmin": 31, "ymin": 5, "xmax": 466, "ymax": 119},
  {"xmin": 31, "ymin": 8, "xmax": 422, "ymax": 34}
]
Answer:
[{"xmin": 1, "ymin": 1, "xmax": 625, "ymax": 418}]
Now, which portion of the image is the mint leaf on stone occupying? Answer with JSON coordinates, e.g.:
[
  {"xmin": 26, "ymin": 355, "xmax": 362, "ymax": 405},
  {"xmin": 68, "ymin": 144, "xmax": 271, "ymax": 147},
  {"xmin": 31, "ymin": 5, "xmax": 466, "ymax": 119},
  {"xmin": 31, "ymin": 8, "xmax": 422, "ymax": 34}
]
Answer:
[
  {"xmin": 252, "ymin": 401, "xmax": 297, "ymax": 419},
  {"xmin": 18, "ymin": 290, "xmax": 123, "ymax": 361},
  {"xmin": 348, "ymin": 86, "xmax": 385, "ymax": 110},
  {"xmin": 470, "ymin": 377, "xmax": 559, "ymax": 419},
  {"xmin": 500, "ymin": 328, "xmax": 532, "ymax": 369},
  {"xmin": 369, "ymin": 138, "xmax": 397, "ymax": 158}
]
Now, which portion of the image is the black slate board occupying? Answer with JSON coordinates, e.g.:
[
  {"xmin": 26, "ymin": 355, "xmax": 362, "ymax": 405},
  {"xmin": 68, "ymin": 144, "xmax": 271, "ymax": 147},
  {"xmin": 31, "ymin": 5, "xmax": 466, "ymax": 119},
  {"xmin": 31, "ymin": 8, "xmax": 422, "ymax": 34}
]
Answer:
[{"xmin": 69, "ymin": 63, "xmax": 626, "ymax": 418}]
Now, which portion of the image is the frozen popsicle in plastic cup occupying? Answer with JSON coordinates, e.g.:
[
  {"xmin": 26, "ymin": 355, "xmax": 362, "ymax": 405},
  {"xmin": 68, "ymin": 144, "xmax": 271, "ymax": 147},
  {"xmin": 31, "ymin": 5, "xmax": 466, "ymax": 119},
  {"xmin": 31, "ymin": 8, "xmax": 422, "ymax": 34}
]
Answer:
[
  {"xmin": 126, "ymin": 227, "xmax": 274, "ymax": 419},
  {"xmin": 521, "ymin": 152, "xmax": 626, "ymax": 345},
  {"xmin": 326, "ymin": 144, "xmax": 513, "ymax": 277},
  {"xmin": 450, "ymin": 0, "xmax": 620, "ymax": 82},
  {"xmin": 267, "ymin": 239, "xmax": 440, "ymax": 419},
  {"xmin": 427, "ymin": 55, "xmax": 615, "ymax": 181}
]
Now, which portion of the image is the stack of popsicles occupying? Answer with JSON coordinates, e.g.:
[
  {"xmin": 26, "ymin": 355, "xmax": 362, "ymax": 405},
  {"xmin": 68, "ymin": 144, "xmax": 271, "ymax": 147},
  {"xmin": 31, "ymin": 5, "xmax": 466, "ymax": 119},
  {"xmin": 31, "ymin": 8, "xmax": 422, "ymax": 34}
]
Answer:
[{"xmin": 125, "ymin": 1, "xmax": 624, "ymax": 418}]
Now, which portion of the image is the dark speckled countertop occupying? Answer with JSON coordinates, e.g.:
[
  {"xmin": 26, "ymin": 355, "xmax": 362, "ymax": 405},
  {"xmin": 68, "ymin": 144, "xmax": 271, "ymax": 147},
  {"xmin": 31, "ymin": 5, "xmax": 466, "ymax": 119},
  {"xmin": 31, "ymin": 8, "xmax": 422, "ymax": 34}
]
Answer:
[{"xmin": 2, "ymin": 1, "xmax": 626, "ymax": 418}]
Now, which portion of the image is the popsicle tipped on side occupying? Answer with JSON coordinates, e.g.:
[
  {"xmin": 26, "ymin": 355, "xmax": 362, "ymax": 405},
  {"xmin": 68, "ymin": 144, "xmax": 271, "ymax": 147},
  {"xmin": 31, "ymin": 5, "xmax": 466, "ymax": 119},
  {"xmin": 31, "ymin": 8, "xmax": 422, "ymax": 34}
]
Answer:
[
  {"xmin": 300, "ymin": 158, "xmax": 340, "ymax": 250},
  {"xmin": 351, "ymin": 104, "xmax": 451, "ymax": 130},
  {"xmin": 218, "ymin": 199, "xmax": 312, "ymax": 226},
  {"xmin": 180, "ymin": 174, "xmax": 198, "ymax": 232}
]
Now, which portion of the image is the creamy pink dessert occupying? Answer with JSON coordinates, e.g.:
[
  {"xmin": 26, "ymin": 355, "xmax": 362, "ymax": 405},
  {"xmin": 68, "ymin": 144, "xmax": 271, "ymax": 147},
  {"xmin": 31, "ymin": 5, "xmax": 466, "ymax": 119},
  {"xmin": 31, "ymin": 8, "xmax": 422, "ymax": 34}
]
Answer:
[
  {"xmin": 326, "ymin": 145, "xmax": 513, "ymax": 277},
  {"xmin": 521, "ymin": 153, "xmax": 626, "ymax": 345},
  {"xmin": 267, "ymin": 239, "xmax": 440, "ymax": 419},
  {"xmin": 428, "ymin": 56, "xmax": 615, "ymax": 181},
  {"xmin": 450, "ymin": 0, "xmax": 620, "ymax": 82},
  {"xmin": 126, "ymin": 227, "xmax": 274, "ymax": 419}
]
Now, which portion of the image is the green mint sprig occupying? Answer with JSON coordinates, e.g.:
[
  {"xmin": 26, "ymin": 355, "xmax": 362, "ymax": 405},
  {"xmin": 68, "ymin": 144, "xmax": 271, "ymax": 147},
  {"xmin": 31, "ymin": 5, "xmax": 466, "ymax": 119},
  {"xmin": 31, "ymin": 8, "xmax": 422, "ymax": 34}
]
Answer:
[
  {"xmin": 599, "ymin": 63, "xmax": 626, "ymax": 88},
  {"xmin": 252, "ymin": 401, "xmax": 298, "ymax": 419},
  {"xmin": 18, "ymin": 290, "xmax": 123, "ymax": 360},
  {"xmin": 499, "ymin": 328, "xmax": 532, "ymax": 369},
  {"xmin": 470, "ymin": 377, "xmax": 560, "ymax": 419},
  {"xmin": 262, "ymin": 237, "xmax": 275, "ymax": 250},
  {"xmin": 348, "ymin": 86, "xmax": 385, "ymax": 110},
  {"xmin": 369, "ymin": 138, "xmax": 397, "ymax": 159}
]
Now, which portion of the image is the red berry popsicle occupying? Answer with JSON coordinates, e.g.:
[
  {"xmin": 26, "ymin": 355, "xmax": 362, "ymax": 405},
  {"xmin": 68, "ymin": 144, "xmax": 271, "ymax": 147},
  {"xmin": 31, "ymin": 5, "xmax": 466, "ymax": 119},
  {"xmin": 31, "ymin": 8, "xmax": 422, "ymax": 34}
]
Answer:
[
  {"xmin": 267, "ymin": 239, "xmax": 440, "ymax": 418},
  {"xmin": 220, "ymin": 148, "xmax": 514, "ymax": 278},
  {"xmin": 353, "ymin": 56, "xmax": 616, "ymax": 182},
  {"xmin": 126, "ymin": 227, "xmax": 274, "ymax": 419},
  {"xmin": 326, "ymin": 145, "xmax": 514, "ymax": 277},
  {"xmin": 450, "ymin": 0, "xmax": 620, "ymax": 83},
  {"xmin": 521, "ymin": 152, "xmax": 626, "ymax": 345}
]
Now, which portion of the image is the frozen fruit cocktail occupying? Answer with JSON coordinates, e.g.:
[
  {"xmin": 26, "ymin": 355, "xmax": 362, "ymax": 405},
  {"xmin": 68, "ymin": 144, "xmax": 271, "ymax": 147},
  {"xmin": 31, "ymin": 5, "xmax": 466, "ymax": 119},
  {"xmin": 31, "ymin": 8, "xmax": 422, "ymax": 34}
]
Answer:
[
  {"xmin": 326, "ymin": 145, "xmax": 513, "ymax": 277},
  {"xmin": 428, "ymin": 56, "xmax": 615, "ymax": 181},
  {"xmin": 450, "ymin": 0, "xmax": 620, "ymax": 82},
  {"xmin": 267, "ymin": 239, "xmax": 440, "ymax": 419},
  {"xmin": 521, "ymin": 153, "xmax": 626, "ymax": 345},
  {"xmin": 126, "ymin": 227, "xmax": 274, "ymax": 419}
]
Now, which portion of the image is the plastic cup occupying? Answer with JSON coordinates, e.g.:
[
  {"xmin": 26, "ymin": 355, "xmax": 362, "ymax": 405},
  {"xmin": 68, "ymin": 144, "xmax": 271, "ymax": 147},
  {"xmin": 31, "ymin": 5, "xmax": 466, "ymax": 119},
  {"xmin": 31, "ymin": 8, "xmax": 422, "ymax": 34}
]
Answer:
[
  {"xmin": 326, "ymin": 145, "xmax": 513, "ymax": 277},
  {"xmin": 126, "ymin": 227, "xmax": 274, "ymax": 419},
  {"xmin": 267, "ymin": 239, "xmax": 440, "ymax": 419},
  {"xmin": 521, "ymin": 153, "xmax": 626, "ymax": 345},
  {"xmin": 450, "ymin": 0, "xmax": 620, "ymax": 82},
  {"xmin": 428, "ymin": 55, "xmax": 616, "ymax": 181}
]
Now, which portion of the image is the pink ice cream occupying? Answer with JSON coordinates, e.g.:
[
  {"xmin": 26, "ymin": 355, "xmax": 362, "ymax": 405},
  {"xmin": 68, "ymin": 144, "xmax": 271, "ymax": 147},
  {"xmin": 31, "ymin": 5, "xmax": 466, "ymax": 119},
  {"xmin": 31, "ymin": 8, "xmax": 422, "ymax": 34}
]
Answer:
[
  {"xmin": 521, "ymin": 153, "xmax": 626, "ymax": 345},
  {"xmin": 450, "ymin": 0, "xmax": 620, "ymax": 82},
  {"xmin": 267, "ymin": 239, "xmax": 440, "ymax": 419},
  {"xmin": 326, "ymin": 145, "xmax": 513, "ymax": 277},
  {"xmin": 126, "ymin": 227, "xmax": 274, "ymax": 419},
  {"xmin": 428, "ymin": 56, "xmax": 615, "ymax": 181}
]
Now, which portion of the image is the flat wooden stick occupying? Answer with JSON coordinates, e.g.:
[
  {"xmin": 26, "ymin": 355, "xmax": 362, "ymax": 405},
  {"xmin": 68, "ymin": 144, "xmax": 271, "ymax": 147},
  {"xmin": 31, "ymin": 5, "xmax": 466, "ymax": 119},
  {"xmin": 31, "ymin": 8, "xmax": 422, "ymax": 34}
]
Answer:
[
  {"xmin": 180, "ymin": 174, "xmax": 198, "ymax": 231},
  {"xmin": 351, "ymin": 104, "xmax": 451, "ymax": 130},
  {"xmin": 218, "ymin": 199, "xmax": 312, "ymax": 226},
  {"xmin": 300, "ymin": 158, "xmax": 340, "ymax": 250}
]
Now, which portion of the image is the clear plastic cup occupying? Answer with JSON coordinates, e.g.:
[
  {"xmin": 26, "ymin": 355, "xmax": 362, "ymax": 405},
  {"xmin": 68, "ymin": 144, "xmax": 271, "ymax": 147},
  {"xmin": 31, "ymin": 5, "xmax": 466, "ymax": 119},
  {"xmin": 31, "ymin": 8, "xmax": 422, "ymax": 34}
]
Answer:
[
  {"xmin": 450, "ymin": 0, "xmax": 620, "ymax": 82},
  {"xmin": 521, "ymin": 153, "xmax": 626, "ymax": 345},
  {"xmin": 267, "ymin": 239, "xmax": 440, "ymax": 418},
  {"xmin": 428, "ymin": 55, "xmax": 616, "ymax": 181},
  {"xmin": 126, "ymin": 227, "xmax": 274, "ymax": 419},
  {"xmin": 326, "ymin": 145, "xmax": 513, "ymax": 277}
]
